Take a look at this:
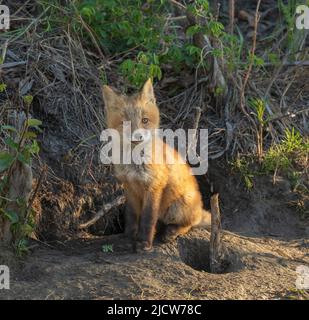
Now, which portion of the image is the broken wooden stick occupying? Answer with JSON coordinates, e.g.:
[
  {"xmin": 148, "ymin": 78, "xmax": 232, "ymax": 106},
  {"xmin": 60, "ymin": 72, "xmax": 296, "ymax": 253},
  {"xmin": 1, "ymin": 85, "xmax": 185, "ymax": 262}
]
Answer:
[
  {"xmin": 0, "ymin": 61, "xmax": 27, "ymax": 69},
  {"xmin": 228, "ymin": 0, "xmax": 235, "ymax": 34},
  {"xmin": 209, "ymin": 193, "xmax": 227, "ymax": 273},
  {"xmin": 79, "ymin": 195, "xmax": 126, "ymax": 229}
]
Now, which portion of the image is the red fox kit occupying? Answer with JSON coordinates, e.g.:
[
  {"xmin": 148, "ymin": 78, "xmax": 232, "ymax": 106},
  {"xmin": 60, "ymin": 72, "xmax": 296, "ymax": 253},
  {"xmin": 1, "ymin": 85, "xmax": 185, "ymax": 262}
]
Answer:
[{"xmin": 102, "ymin": 79, "xmax": 211, "ymax": 252}]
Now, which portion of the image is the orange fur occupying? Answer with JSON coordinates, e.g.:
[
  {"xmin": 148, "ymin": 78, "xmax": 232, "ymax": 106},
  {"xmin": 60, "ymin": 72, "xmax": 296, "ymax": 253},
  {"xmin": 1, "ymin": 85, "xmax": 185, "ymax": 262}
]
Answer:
[{"xmin": 102, "ymin": 79, "xmax": 210, "ymax": 251}]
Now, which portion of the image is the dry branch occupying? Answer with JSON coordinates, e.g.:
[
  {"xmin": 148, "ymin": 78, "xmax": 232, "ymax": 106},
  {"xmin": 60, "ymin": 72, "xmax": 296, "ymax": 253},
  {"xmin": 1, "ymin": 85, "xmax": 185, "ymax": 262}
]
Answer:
[
  {"xmin": 228, "ymin": 0, "xmax": 235, "ymax": 34},
  {"xmin": 79, "ymin": 195, "xmax": 126, "ymax": 229},
  {"xmin": 239, "ymin": 0, "xmax": 261, "ymax": 124},
  {"xmin": 0, "ymin": 61, "xmax": 27, "ymax": 69},
  {"xmin": 209, "ymin": 193, "xmax": 227, "ymax": 273}
]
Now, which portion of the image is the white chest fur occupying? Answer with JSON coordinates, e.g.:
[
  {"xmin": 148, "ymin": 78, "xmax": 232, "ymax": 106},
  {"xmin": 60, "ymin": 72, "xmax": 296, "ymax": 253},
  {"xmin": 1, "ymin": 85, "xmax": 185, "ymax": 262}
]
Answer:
[{"xmin": 114, "ymin": 163, "xmax": 152, "ymax": 184}]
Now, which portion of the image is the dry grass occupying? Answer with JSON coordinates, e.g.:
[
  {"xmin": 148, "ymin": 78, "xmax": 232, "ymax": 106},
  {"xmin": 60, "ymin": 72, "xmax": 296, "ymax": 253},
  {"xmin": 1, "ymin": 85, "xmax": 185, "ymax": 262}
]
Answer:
[{"xmin": 0, "ymin": 0, "xmax": 308, "ymax": 239}]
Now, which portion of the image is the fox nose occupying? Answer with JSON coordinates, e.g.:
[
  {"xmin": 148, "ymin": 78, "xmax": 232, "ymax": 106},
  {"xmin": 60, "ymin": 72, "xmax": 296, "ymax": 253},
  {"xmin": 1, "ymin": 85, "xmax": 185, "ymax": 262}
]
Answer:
[
  {"xmin": 132, "ymin": 132, "xmax": 144, "ymax": 142},
  {"xmin": 131, "ymin": 129, "xmax": 151, "ymax": 144}
]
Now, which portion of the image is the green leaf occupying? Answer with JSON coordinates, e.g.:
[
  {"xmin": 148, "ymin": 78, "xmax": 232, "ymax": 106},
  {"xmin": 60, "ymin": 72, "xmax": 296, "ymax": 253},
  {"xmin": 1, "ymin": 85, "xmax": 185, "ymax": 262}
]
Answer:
[
  {"xmin": 3, "ymin": 210, "xmax": 19, "ymax": 224},
  {"xmin": 20, "ymin": 223, "xmax": 34, "ymax": 236},
  {"xmin": 23, "ymin": 95, "xmax": 33, "ymax": 106},
  {"xmin": 5, "ymin": 137, "xmax": 19, "ymax": 150},
  {"xmin": 0, "ymin": 83, "xmax": 7, "ymax": 93},
  {"xmin": 24, "ymin": 131, "xmax": 37, "ymax": 139},
  {"xmin": 80, "ymin": 6, "xmax": 96, "ymax": 19},
  {"xmin": 186, "ymin": 25, "xmax": 201, "ymax": 37},
  {"xmin": 1, "ymin": 125, "xmax": 17, "ymax": 133},
  {"xmin": 102, "ymin": 244, "xmax": 114, "ymax": 253},
  {"xmin": 27, "ymin": 119, "xmax": 42, "ymax": 128},
  {"xmin": 16, "ymin": 239, "xmax": 29, "ymax": 256},
  {"xmin": 0, "ymin": 152, "xmax": 14, "ymax": 172},
  {"xmin": 0, "ymin": 176, "xmax": 8, "ymax": 193},
  {"xmin": 17, "ymin": 152, "xmax": 30, "ymax": 165},
  {"xmin": 253, "ymin": 55, "xmax": 265, "ymax": 67},
  {"xmin": 29, "ymin": 140, "xmax": 40, "ymax": 154}
]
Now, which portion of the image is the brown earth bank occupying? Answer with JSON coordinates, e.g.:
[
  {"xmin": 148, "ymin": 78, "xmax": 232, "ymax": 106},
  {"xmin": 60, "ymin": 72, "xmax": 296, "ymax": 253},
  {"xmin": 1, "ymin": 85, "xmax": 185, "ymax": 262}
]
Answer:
[{"xmin": 1, "ymin": 168, "xmax": 308, "ymax": 300}]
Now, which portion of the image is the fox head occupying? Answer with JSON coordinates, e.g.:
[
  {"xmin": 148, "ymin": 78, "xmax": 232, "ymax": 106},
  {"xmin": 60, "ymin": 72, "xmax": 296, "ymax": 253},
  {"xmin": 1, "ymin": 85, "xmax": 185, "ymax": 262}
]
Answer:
[{"xmin": 102, "ymin": 79, "xmax": 160, "ymax": 144}]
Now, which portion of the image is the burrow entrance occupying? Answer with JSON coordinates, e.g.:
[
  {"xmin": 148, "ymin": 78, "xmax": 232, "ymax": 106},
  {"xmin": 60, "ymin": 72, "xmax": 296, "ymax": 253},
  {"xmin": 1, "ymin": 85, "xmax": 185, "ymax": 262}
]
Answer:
[{"xmin": 177, "ymin": 237, "xmax": 244, "ymax": 274}]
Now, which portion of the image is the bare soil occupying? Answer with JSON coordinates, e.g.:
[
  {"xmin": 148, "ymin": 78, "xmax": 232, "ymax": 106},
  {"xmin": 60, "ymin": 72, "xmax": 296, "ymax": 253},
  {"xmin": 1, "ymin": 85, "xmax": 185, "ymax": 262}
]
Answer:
[{"xmin": 1, "ymin": 167, "xmax": 308, "ymax": 300}]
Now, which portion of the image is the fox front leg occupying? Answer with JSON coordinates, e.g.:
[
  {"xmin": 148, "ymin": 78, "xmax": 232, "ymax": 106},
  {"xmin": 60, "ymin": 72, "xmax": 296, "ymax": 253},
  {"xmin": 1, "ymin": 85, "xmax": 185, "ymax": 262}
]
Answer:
[
  {"xmin": 124, "ymin": 202, "xmax": 139, "ymax": 250},
  {"xmin": 136, "ymin": 192, "xmax": 161, "ymax": 252}
]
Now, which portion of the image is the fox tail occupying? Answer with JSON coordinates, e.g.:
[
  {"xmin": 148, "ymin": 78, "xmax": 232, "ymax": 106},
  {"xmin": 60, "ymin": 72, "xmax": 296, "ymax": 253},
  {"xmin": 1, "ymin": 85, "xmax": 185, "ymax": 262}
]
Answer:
[{"xmin": 194, "ymin": 209, "xmax": 211, "ymax": 228}]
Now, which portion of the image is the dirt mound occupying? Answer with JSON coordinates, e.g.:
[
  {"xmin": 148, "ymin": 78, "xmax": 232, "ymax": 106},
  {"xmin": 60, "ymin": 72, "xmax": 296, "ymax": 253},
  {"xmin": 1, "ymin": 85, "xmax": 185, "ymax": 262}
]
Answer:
[
  {"xmin": 1, "ymin": 228, "xmax": 308, "ymax": 300},
  {"xmin": 1, "ymin": 161, "xmax": 308, "ymax": 300}
]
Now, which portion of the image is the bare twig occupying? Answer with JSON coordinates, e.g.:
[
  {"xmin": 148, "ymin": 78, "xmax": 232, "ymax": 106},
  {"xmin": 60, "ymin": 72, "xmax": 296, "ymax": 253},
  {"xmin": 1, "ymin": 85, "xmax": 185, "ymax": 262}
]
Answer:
[
  {"xmin": 0, "ymin": 61, "xmax": 27, "ymax": 69},
  {"xmin": 169, "ymin": 0, "xmax": 186, "ymax": 10},
  {"xmin": 77, "ymin": 14, "xmax": 108, "ymax": 60},
  {"xmin": 210, "ymin": 193, "xmax": 227, "ymax": 273},
  {"xmin": 264, "ymin": 61, "xmax": 309, "ymax": 67},
  {"xmin": 228, "ymin": 0, "xmax": 235, "ymax": 34},
  {"xmin": 79, "ymin": 195, "xmax": 126, "ymax": 229},
  {"xmin": 239, "ymin": 0, "xmax": 261, "ymax": 137},
  {"xmin": 268, "ymin": 108, "xmax": 309, "ymax": 123}
]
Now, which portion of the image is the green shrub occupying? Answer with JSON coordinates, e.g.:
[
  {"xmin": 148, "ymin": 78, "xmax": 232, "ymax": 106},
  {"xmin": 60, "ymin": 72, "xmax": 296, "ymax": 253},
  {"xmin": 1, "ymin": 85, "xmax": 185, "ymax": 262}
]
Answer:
[
  {"xmin": 263, "ymin": 128, "xmax": 308, "ymax": 173},
  {"xmin": 0, "ymin": 96, "xmax": 41, "ymax": 255},
  {"xmin": 39, "ymin": 0, "xmax": 248, "ymax": 88}
]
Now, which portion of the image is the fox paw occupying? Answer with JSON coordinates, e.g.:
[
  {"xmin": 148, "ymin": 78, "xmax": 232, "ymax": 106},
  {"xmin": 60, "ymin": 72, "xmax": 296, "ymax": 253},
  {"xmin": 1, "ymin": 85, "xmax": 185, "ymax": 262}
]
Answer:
[
  {"xmin": 134, "ymin": 241, "xmax": 153, "ymax": 254},
  {"xmin": 161, "ymin": 228, "xmax": 178, "ymax": 243},
  {"xmin": 161, "ymin": 233, "xmax": 177, "ymax": 243}
]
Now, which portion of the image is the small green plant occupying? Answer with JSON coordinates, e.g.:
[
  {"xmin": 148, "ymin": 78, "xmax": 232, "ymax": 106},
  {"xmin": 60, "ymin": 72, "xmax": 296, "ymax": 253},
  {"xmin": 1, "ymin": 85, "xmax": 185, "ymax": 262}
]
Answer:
[
  {"xmin": 249, "ymin": 97, "xmax": 267, "ymax": 162},
  {"xmin": 0, "ymin": 83, "xmax": 7, "ymax": 93},
  {"xmin": 278, "ymin": 0, "xmax": 308, "ymax": 56},
  {"xmin": 285, "ymin": 288, "xmax": 309, "ymax": 300},
  {"xmin": 231, "ymin": 157, "xmax": 255, "ymax": 190},
  {"xmin": 120, "ymin": 52, "xmax": 162, "ymax": 88},
  {"xmin": 23, "ymin": 95, "xmax": 34, "ymax": 106},
  {"xmin": 262, "ymin": 127, "xmax": 308, "ymax": 205},
  {"xmin": 102, "ymin": 244, "xmax": 114, "ymax": 253},
  {"xmin": 281, "ymin": 127, "xmax": 304, "ymax": 153},
  {"xmin": 232, "ymin": 128, "xmax": 308, "ymax": 198},
  {"xmin": 263, "ymin": 128, "xmax": 307, "ymax": 174},
  {"xmin": 186, "ymin": 0, "xmax": 262, "ymax": 79}
]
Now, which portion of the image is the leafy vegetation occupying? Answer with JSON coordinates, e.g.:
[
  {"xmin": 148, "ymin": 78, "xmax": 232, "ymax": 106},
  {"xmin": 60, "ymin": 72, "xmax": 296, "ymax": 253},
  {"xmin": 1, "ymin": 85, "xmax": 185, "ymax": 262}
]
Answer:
[
  {"xmin": 231, "ymin": 157, "xmax": 255, "ymax": 190},
  {"xmin": 232, "ymin": 127, "xmax": 308, "ymax": 207},
  {"xmin": 37, "ymin": 0, "xmax": 255, "ymax": 89},
  {"xmin": 277, "ymin": 0, "xmax": 309, "ymax": 55},
  {"xmin": 0, "ymin": 94, "xmax": 41, "ymax": 256},
  {"xmin": 263, "ymin": 128, "xmax": 308, "ymax": 174},
  {"xmin": 102, "ymin": 244, "xmax": 114, "ymax": 253}
]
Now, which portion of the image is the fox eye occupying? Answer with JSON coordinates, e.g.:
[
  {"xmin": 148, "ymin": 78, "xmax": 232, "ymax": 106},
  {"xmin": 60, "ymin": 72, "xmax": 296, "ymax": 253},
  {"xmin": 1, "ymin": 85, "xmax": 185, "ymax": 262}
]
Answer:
[{"xmin": 142, "ymin": 118, "xmax": 149, "ymax": 124}]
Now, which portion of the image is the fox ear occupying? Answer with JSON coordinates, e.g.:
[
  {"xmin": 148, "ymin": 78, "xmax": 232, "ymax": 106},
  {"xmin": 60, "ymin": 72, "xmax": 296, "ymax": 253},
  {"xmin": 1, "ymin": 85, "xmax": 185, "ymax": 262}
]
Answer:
[
  {"xmin": 140, "ymin": 78, "xmax": 155, "ymax": 104},
  {"xmin": 102, "ymin": 85, "xmax": 123, "ymax": 111}
]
